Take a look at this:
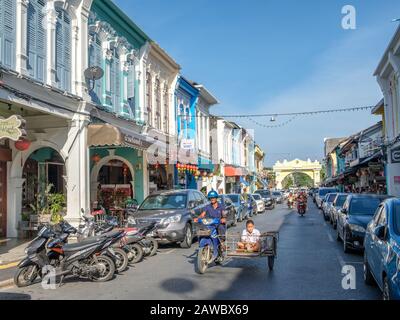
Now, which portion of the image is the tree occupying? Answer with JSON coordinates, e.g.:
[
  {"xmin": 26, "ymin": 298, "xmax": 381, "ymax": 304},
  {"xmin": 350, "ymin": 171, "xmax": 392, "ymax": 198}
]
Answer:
[{"xmin": 282, "ymin": 176, "xmax": 294, "ymax": 189}]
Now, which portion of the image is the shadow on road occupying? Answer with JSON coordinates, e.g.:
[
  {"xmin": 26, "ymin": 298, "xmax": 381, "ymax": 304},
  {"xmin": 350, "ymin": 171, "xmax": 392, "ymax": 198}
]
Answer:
[
  {"xmin": 0, "ymin": 292, "xmax": 31, "ymax": 300},
  {"xmin": 160, "ymin": 278, "xmax": 197, "ymax": 294}
]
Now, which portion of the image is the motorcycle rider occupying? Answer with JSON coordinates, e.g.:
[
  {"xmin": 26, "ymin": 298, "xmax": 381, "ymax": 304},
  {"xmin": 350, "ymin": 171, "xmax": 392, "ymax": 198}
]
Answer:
[
  {"xmin": 297, "ymin": 191, "xmax": 307, "ymax": 212},
  {"xmin": 195, "ymin": 190, "xmax": 227, "ymax": 247},
  {"xmin": 287, "ymin": 192, "xmax": 295, "ymax": 208}
]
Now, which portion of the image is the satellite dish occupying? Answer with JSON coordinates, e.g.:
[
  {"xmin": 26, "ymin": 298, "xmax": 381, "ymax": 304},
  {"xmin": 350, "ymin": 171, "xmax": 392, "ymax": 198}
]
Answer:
[{"xmin": 84, "ymin": 66, "xmax": 104, "ymax": 81}]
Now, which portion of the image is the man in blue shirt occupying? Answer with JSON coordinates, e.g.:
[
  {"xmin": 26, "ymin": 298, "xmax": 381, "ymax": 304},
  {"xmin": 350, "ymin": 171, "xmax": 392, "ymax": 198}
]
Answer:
[{"xmin": 197, "ymin": 190, "xmax": 227, "ymax": 238}]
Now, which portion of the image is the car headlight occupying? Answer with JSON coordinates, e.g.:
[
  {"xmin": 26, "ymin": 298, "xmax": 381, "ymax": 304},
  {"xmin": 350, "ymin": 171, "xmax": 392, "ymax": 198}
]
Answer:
[
  {"xmin": 348, "ymin": 224, "xmax": 365, "ymax": 233},
  {"xmin": 161, "ymin": 214, "xmax": 182, "ymax": 225}
]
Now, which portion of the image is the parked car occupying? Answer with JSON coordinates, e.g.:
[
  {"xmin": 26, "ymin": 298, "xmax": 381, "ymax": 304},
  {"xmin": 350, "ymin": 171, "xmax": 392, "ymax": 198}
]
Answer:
[
  {"xmin": 329, "ymin": 193, "xmax": 349, "ymax": 229},
  {"xmin": 226, "ymin": 193, "xmax": 249, "ymax": 222},
  {"xmin": 133, "ymin": 189, "xmax": 209, "ymax": 248},
  {"xmin": 218, "ymin": 194, "xmax": 238, "ymax": 227},
  {"xmin": 272, "ymin": 191, "xmax": 283, "ymax": 204},
  {"xmin": 312, "ymin": 188, "xmax": 319, "ymax": 203},
  {"xmin": 246, "ymin": 194, "xmax": 258, "ymax": 216},
  {"xmin": 364, "ymin": 198, "xmax": 400, "ymax": 300},
  {"xmin": 251, "ymin": 194, "xmax": 266, "ymax": 213},
  {"xmin": 316, "ymin": 187, "xmax": 338, "ymax": 209},
  {"xmin": 336, "ymin": 194, "xmax": 391, "ymax": 253},
  {"xmin": 254, "ymin": 189, "xmax": 275, "ymax": 209},
  {"xmin": 322, "ymin": 193, "xmax": 338, "ymax": 221}
]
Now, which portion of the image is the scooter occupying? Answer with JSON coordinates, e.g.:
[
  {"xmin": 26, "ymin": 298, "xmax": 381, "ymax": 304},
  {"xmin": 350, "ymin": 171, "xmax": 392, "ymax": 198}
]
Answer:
[
  {"xmin": 297, "ymin": 200, "xmax": 307, "ymax": 217},
  {"xmin": 287, "ymin": 199, "xmax": 294, "ymax": 209},
  {"xmin": 194, "ymin": 218, "xmax": 225, "ymax": 274}
]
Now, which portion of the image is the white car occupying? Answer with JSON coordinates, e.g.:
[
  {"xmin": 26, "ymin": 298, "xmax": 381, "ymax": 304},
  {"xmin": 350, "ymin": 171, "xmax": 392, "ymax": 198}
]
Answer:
[{"xmin": 251, "ymin": 194, "xmax": 265, "ymax": 213}]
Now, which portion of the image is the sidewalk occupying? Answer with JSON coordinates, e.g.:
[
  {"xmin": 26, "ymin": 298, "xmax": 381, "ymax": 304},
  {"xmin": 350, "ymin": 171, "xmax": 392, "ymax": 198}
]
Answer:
[{"xmin": 0, "ymin": 238, "xmax": 30, "ymax": 266}]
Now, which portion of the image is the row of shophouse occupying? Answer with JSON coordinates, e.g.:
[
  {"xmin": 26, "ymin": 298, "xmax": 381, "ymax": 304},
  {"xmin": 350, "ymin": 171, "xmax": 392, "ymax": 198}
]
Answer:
[
  {"xmin": 323, "ymin": 25, "xmax": 400, "ymax": 197},
  {"xmin": 0, "ymin": 0, "xmax": 265, "ymax": 238}
]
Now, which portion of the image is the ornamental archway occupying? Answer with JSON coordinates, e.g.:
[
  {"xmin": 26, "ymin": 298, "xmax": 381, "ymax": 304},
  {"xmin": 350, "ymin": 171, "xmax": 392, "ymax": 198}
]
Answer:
[{"xmin": 273, "ymin": 159, "xmax": 322, "ymax": 189}]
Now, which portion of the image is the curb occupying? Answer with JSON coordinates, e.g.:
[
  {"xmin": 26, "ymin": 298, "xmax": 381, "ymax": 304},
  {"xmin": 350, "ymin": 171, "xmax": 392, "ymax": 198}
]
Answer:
[
  {"xmin": 0, "ymin": 260, "xmax": 20, "ymax": 270},
  {"xmin": 0, "ymin": 278, "xmax": 14, "ymax": 290}
]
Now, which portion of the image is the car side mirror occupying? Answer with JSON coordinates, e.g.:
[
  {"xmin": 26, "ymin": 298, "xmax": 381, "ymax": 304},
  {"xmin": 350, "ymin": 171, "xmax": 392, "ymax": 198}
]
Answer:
[{"xmin": 374, "ymin": 225, "xmax": 386, "ymax": 240}]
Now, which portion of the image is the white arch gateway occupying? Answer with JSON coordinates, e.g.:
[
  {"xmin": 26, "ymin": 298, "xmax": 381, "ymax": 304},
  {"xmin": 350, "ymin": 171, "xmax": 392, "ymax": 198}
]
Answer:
[{"xmin": 273, "ymin": 159, "xmax": 322, "ymax": 189}]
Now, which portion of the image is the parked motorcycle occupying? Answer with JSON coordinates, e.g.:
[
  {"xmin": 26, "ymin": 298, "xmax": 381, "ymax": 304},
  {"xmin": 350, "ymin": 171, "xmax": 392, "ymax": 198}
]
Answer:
[
  {"xmin": 14, "ymin": 225, "xmax": 116, "ymax": 287},
  {"xmin": 76, "ymin": 215, "xmax": 129, "ymax": 272},
  {"xmin": 194, "ymin": 218, "xmax": 225, "ymax": 274}
]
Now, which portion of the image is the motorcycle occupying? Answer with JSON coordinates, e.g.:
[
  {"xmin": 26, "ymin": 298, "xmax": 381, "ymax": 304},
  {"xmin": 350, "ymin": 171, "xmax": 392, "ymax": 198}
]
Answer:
[
  {"xmin": 76, "ymin": 215, "xmax": 129, "ymax": 272},
  {"xmin": 297, "ymin": 200, "xmax": 307, "ymax": 216},
  {"xmin": 14, "ymin": 225, "xmax": 116, "ymax": 287},
  {"xmin": 194, "ymin": 218, "xmax": 225, "ymax": 274},
  {"xmin": 287, "ymin": 198, "xmax": 294, "ymax": 209}
]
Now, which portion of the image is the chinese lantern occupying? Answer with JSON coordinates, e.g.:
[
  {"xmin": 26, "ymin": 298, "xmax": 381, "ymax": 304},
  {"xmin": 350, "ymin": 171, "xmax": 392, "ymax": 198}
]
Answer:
[
  {"xmin": 92, "ymin": 154, "xmax": 101, "ymax": 164},
  {"xmin": 14, "ymin": 138, "xmax": 31, "ymax": 151}
]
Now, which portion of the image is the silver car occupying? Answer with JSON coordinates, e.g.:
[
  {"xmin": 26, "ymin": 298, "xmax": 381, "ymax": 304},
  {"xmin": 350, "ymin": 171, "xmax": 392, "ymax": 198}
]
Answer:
[{"xmin": 133, "ymin": 190, "xmax": 209, "ymax": 248}]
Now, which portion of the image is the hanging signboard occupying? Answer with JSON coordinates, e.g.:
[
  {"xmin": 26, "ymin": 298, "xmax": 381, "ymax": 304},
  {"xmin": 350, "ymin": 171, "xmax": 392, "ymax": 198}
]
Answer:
[
  {"xmin": 0, "ymin": 115, "xmax": 26, "ymax": 141},
  {"xmin": 180, "ymin": 139, "xmax": 195, "ymax": 150},
  {"xmin": 391, "ymin": 146, "xmax": 400, "ymax": 163}
]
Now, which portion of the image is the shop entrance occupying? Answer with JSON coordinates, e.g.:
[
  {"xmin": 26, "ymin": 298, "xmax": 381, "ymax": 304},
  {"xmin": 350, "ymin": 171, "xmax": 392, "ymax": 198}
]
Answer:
[
  {"xmin": 22, "ymin": 147, "xmax": 66, "ymax": 222},
  {"xmin": 97, "ymin": 159, "xmax": 133, "ymax": 209},
  {"xmin": 0, "ymin": 161, "xmax": 7, "ymax": 237}
]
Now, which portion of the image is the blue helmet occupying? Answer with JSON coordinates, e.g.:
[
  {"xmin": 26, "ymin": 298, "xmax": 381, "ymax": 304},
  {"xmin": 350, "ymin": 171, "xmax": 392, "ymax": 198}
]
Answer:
[{"xmin": 207, "ymin": 190, "xmax": 219, "ymax": 199}]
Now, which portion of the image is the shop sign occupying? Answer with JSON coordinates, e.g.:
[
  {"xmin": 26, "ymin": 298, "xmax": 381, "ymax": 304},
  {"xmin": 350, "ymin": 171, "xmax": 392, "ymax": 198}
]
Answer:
[
  {"xmin": 180, "ymin": 139, "xmax": 195, "ymax": 150},
  {"xmin": 123, "ymin": 133, "xmax": 144, "ymax": 149},
  {"xmin": 0, "ymin": 115, "xmax": 25, "ymax": 141},
  {"xmin": 391, "ymin": 146, "xmax": 400, "ymax": 163}
]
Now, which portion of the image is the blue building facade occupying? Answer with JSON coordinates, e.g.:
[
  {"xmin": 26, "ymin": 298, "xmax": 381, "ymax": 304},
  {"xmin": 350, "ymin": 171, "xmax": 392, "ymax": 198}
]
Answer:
[{"xmin": 174, "ymin": 77, "xmax": 199, "ymax": 189}]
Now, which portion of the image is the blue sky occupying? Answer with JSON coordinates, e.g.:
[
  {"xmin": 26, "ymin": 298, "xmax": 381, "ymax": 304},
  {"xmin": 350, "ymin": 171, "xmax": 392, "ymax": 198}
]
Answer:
[{"xmin": 115, "ymin": 0, "xmax": 400, "ymax": 166}]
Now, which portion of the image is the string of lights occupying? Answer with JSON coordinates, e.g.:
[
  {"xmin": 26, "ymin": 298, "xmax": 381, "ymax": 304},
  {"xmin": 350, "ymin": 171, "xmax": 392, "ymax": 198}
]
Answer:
[{"xmin": 246, "ymin": 115, "xmax": 298, "ymax": 128}]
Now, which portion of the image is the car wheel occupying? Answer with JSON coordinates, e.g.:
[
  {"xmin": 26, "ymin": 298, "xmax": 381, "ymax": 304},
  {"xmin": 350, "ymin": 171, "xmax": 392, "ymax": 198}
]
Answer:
[
  {"xmin": 363, "ymin": 254, "xmax": 375, "ymax": 286},
  {"xmin": 343, "ymin": 231, "xmax": 350, "ymax": 253},
  {"xmin": 383, "ymin": 276, "xmax": 391, "ymax": 300},
  {"xmin": 336, "ymin": 229, "xmax": 341, "ymax": 242},
  {"xmin": 180, "ymin": 224, "xmax": 193, "ymax": 249}
]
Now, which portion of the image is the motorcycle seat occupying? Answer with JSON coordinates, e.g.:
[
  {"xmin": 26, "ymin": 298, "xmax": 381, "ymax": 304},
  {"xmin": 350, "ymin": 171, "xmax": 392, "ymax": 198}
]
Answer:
[{"xmin": 63, "ymin": 238, "xmax": 101, "ymax": 252}]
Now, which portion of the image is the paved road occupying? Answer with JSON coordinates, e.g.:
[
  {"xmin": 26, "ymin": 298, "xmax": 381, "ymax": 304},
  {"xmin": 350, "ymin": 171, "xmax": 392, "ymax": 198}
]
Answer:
[{"xmin": 0, "ymin": 200, "xmax": 381, "ymax": 300}]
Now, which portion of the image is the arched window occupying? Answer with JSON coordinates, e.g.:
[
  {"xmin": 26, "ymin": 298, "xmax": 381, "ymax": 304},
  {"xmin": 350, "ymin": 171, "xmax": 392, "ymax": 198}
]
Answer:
[
  {"xmin": 27, "ymin": 0, "xmax": 46, "ymax": 82},
  {"xmin": 55, "ymin": 7, "xmax": 71, "ymax": 92},
  {"xmin": 163, "ymin": 85, "xmax": 169, "ymax": 134},
  {"xmin": 88, "ymin": 34, "xmax": 103, "ymax": 104},
  {"xmin": 155, "ymin": 78, "xmax": 161, "ymax": 130},
  {"xmin": 146, "ymin": 72, "xmax": 152, "ymax": 125},
  {"xmin": 0, "ymin": 0, "xmax": 16, "ymax": 69}
]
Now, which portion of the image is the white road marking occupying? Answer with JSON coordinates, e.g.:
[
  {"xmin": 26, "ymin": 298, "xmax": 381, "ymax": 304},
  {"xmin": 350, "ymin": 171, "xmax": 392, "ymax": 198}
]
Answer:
[{"xmin": 160, "ymin": 249, "xmax": 176, "ymax": 255}]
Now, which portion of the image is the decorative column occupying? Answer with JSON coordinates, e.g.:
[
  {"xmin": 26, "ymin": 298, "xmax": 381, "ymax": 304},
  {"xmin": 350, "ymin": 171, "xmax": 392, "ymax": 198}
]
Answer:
[
  {"xmin": 16, "ymin": 0, "xmax": 29, "ymax": 75},
  {"xmin": 45, "ymin": 4, "xmax": 57, "ymax": 87},
  {"xmin": 7, "ymin": 177, "xmax": 25, "ymax": 238},
  {"xmin": 63, "ymin": 114, "xmax": 91, "ymax": 226}
]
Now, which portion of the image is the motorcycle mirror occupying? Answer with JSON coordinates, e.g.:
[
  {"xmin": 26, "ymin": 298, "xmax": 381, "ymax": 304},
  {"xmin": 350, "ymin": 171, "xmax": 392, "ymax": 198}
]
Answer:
[{"xmin": 81, "ymin": 208, "xmax": 85, "ymax": 214}]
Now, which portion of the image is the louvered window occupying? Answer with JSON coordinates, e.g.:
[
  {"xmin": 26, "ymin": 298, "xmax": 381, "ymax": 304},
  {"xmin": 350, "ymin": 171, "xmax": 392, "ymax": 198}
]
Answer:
[
  {"xmin": 27, "ymin": 0, "xmax": 46, "ymax": 82},
  {"xmin": 88, "ymin": 35, "xmax": 103, "ymax": 104},
  {"xmin": 0, "ymin": 0, "xmax": 16, "ymax": 69},
  {"xmin": 55, "ymin": 8, "xmax": 71, "ymax": 92}
]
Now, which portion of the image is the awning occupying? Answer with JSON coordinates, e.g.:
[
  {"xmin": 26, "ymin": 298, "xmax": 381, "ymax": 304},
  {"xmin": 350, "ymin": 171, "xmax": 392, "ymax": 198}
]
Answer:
[
  {"xmin": 198, "ymin": 156, "xmax": 215, "ymax": 172},
  {"xmin": 87, "ymin": 124, "xmax": 152, "ymax": 151},
  {"xmin": 225, "ymin": 166, "xmax": 241, "ymax": 177}
]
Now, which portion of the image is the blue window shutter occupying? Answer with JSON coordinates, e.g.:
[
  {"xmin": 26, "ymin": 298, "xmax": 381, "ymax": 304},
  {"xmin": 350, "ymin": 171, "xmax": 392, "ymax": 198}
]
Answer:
[
  {"xmin": 95, "ymin": 40, "xmax": 102, "ymax": 103},
  {"xmin": 27, "ymin": 0, "xmax": 46, "ymax": 82},
  {"xmin": 114, "ymin": 58, "xmax": 121, "ymax": 113},
  {"xmin": 127, "ymin": 64, "xmax": 135, "ymax": 118},
  {"xmin": 0, "ymin": 0, "xmax": 16, "ymax": 69},
  {"xmin": 55, "ymin": 8, "xmax": 71, "ymax": 92}
]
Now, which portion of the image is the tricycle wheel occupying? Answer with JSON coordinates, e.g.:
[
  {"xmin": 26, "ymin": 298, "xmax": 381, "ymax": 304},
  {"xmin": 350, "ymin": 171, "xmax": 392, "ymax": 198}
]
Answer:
[{"xmin": 268, "ymin": 256, "xmax": 275, "ymax": 271}]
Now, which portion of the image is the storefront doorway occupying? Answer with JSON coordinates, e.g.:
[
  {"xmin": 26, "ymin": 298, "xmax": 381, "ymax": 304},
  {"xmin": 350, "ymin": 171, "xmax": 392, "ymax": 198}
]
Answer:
[
  {"xmin": 97, "ymin": 159, "xmax": 133, "ymax": 209},
  {"xmin": 22, "ymin": 147, "xmax": 66, "ymax": 221}
]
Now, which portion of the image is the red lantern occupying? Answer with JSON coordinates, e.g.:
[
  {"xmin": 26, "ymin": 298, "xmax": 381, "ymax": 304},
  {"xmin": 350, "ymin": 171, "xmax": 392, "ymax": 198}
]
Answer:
[
  {"xmin": 14, "ymin": 138, "xmax": 31, "ymax": 151},
  {"xmin": 92, "ymin": 154, "xmax": 101, "ymax": 163}
]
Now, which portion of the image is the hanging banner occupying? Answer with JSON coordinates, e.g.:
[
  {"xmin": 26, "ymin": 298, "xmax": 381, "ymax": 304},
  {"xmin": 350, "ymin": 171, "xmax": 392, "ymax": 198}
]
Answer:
[{"xmin": 0, "ymin": 115, "xmax": 25, "ymax": 141}]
